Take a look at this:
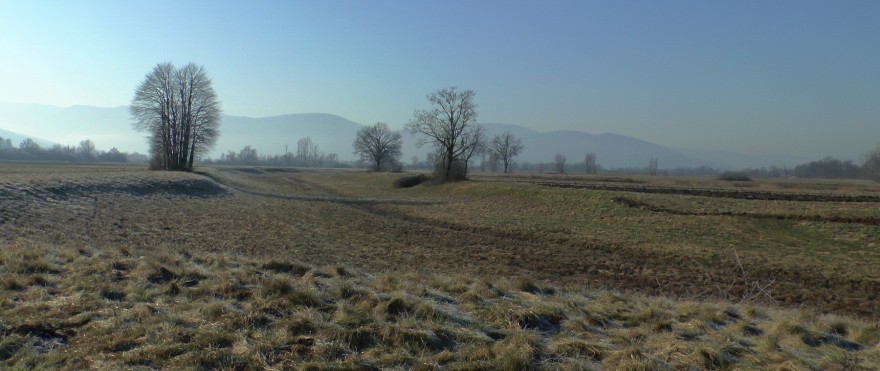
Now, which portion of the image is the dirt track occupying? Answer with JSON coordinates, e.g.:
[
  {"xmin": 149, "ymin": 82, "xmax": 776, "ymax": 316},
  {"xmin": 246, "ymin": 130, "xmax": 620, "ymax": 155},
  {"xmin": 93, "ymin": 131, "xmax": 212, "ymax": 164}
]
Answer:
[{"xmin": 532, "ymin": 181, "xmax": 880, "ymax": 202}]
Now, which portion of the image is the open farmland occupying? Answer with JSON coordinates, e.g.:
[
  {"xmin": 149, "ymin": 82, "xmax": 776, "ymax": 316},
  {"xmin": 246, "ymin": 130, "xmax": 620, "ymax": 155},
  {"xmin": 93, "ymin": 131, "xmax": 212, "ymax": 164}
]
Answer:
[{"xmin": 1, "ymin": 163, "xmax": 879, "ymax": 369}]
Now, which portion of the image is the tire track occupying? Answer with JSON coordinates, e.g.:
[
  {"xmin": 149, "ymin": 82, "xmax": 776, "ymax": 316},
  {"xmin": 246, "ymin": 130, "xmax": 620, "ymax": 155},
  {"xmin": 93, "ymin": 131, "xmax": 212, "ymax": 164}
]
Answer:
[{"xmin": 612, "ymin": 196, "xmax": 880, "ymax": 225}]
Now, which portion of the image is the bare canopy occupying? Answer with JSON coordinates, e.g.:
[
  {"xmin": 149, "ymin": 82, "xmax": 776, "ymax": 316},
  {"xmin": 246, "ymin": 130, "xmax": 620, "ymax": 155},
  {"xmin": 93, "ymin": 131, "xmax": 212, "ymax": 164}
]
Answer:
[
  {"xmin": 584, "ymin": 152, "xmax": 598, "ymax": 174},
  {"xmin": 130, "ymin": 62, "xmax": 220, "ymax": 171},
  {"xmin": 489, "ymin": 132, "xmax": 524, "ymax": 174},
  {"xmin": 405, "ymin": 87, "xmax": 484, "ymax": 181},
  {"xmin": 353, "ymin": 122, "xmax": 403, "ymax": 171},
  {"xmin": 554, "ymin": 154, "xmax": 567, "ymax": 173}
]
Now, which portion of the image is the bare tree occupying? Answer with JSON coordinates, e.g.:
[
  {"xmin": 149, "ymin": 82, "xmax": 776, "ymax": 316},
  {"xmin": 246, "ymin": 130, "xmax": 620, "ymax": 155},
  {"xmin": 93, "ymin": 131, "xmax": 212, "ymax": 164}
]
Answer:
[
  {"xmin": 78, "ymin": 139, "xmax": 96, "ymax": 160},
  {"xmin": 405, "ymin": 87, "xmax": 483, "ymax": 182},
  {"xmin": 460, "ymin": 124, "xmax": 487, "ymax": 175},
  {"xmin": 239, "ymin": 145, "xmax": 258, "ymax": 164},
  {"xmin": 426, "ymin": 152, "xmax": 436, "ymax": 168},
  {"xmin": 647, "ymin": 157, "xmax": 659, "ymax": 176},
  {"xmin": 223, "ymin": 150, "xmax": 237, "ymax": 163},
  {"xmin": 863, "ymin": 146, "xmax": 880, "ymax": 181},
  {"xmin": 130, "ymin": 62, "xmax": 220, "ymax": 171},
  {"xmin": 584, "ymin": 152, "xmax": 598, "ymax": 174},
  {"xmin": 554, "ymin": 154, "xmax": 567, "ymax": 173},
  {"xmin": 489, "ymin": 132, "xmax": 524, "ymax": 174},
  {"xmin": 353, "ymin": 122, "xmax": 403, "ymax": 171},
  {"xmin": 296, "ymin": 137, "xmax": 318, "ymax": 166},
  {"xmin": 489, "ymin": 154, "xmax": 500, "ymax": 172},
  {"xmin": 19, "ymin": 138, "xmax": 40, "ymax": 153}
]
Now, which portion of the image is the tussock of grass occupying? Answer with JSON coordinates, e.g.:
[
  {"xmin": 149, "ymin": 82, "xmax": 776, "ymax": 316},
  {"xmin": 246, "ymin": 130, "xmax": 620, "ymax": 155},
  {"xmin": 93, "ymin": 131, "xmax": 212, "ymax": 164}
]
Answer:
[{"xmin": 1, "ymin": 241, "xmax": 879, "ymax": 369}]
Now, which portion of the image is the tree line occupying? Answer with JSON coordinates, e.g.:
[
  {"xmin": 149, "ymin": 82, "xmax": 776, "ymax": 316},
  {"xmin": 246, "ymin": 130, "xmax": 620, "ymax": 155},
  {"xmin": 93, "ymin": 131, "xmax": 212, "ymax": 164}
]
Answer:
[
  {"xmin": 739, "ymin": 153, "xmax": 880, "ymax": 180},
  {"xmin": 0, "ymin": 137, "xmax": 145, "ymax": 163},
  {"xmin": 203, "ymin": 137, "xmax": 344, "ymax": 168}
]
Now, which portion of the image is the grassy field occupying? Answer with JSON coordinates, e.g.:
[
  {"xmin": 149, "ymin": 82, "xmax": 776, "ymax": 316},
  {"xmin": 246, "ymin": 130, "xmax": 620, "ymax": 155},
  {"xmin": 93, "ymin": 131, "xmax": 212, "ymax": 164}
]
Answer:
[{"xmin": 1, "ymin": 163, "xmax": 879, "ymax": 369}]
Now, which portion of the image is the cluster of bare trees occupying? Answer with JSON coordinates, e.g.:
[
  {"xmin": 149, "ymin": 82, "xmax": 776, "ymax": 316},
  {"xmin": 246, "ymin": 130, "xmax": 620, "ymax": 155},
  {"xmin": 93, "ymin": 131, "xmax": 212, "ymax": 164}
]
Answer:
[
  {"xmin": 130, "ymin": 62, "xmax": 220, "ymax": 171},
  {"xmin": 355, "ymin": 87, "xmax": 492, "ymax": 179},
  {"xmin": 212, "ymin": 138, "xmax": 340, "ymax": 167},
  {"xmin": 403, "ymin": 87, "xmax": 529, "ymax": 181},
  {"xmin": 289, "ymin": 137, "xmax": 339, "ymax": 167}
]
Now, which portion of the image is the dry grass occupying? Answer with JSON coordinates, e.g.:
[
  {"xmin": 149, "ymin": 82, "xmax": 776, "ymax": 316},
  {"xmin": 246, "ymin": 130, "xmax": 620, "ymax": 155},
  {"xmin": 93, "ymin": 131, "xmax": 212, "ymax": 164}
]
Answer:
[
  {"xmin": 307, "ymin": 170, "xmax": 880, "ymax": 316},
  {"xmin": 1, "ymin": 242, "xmax": 878, "ymax": 369},
  {"xmin": 1, "ymin": 163, "xmax": 880, "ymax": 368}
]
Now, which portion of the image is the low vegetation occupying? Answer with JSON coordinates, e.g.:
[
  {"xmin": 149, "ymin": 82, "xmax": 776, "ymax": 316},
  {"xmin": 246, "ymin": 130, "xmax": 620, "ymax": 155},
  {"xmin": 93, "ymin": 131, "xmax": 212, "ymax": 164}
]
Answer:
[
  {"xmin": 1, "ymin": 242, "xmax": 878, "ymax": 369},
  {"xmin": 2, "ymin": 163, "xmax": 880, "ymax": 368},
  {"xmin": 394, "ymin": 174, "xmax": 430, "ymax": 189}
]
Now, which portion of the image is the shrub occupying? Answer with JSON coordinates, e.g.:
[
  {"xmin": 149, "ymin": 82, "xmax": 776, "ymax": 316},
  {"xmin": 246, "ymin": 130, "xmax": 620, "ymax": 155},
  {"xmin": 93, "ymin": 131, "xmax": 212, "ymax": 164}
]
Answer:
[
  {"xmin": 394, "ymin": 174, "xmax": 430, "ymax": 188},
  {"xmin": 435, "ymin": 159, "xmax": 468, "ymax": 182},
  {"xmin": 718, "ymin": 171, "xmax": 752, "ymax": 181}
]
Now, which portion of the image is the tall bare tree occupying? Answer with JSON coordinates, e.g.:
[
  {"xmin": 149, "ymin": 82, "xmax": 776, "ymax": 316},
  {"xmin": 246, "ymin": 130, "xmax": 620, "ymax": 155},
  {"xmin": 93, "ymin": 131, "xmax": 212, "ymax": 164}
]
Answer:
[
  {"xmin": 405, "ymin": 87, "xmax": 483, "ymax": 182},
  {"xmin": 296, "ymin": 137, "xmax": 318, "ymax": 166},
  {"xmin": 460, "ymin": 124, "xmax": 487, "ymax": 175},
  {"xmin": 130, "ymin": 62, "xmax": 220, "ymax": 171},
  {"xmin": 647, "ymin": 157, "xmax": 659, "ymax": 176},
  {"xmin": 863, "ymin": 146, "xmax": 880, "ymax": 181},
  {"xmin": 239, "ymin": 145, "xmax": 258, "ymax": 164},
  {"xmin": 19, "ymin": 138, "xmax": 40, "ymax": 153},
  {"xmin": 554, "ymin": 154, "xmax": 567, "ymax": 173},
  {"xmin": 489, "ymin": 132, "xmax": 524, "ymax": 174},
  {"xmin": 78, "ymin": 139, "xmax": 96, "ymax": 160},
  {"xmin": 584, "ymin": 152, "xmax": 598, "ymax": 174},
  {"xmin": 353, "ymin": 122, "xmax": 403, "ymax": 171}
]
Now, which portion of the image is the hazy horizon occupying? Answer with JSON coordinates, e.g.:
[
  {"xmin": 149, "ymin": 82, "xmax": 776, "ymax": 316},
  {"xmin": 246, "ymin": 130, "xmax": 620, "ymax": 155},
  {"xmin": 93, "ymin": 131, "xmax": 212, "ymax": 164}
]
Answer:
[{"xmin": 1, "ymin": 1, "xmax": 878, "ymax": 161}]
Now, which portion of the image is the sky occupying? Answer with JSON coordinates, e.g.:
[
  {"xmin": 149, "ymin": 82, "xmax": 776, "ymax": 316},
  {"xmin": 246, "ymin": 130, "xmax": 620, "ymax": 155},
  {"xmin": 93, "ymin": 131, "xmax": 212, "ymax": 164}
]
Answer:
[{"xmin": 0, "ymin": 0, "xmax": 878, "ymax": 160}]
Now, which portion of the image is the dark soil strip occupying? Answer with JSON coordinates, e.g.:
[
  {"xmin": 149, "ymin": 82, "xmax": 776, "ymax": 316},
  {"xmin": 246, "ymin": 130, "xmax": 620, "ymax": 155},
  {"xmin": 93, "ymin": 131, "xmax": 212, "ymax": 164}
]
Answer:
[
  {"xmin": 612, "ymin": 196, "xmax": 880, "ymax": 226},
  {"xmin": 535, "ymin": 182, "xmax": 880, "ymax": 202},
  {"xmin": 0, "ymin": 179, "xmax": 228, "ymax": 202},
  {"xmin": 196, "ymin": 171, "xmax": 443, "ymax": 207}
]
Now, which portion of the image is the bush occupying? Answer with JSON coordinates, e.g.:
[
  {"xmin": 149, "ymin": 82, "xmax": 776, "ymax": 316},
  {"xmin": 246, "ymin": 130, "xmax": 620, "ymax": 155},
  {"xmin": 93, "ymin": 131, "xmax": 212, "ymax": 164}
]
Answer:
[
  {"xmin": 435, "ymin": 159, "xmax": 468, "ymax": 182},
  {"xmin": 394, "ymin": 174, "xmax": 430, "ymax": 188},
  {"xmin": 718, "ymin": 171, "xmax": 752, "ymax": 181},
  {"xmin": 390, "ymin": 161, "xmax": 403, "ymax": 173}
]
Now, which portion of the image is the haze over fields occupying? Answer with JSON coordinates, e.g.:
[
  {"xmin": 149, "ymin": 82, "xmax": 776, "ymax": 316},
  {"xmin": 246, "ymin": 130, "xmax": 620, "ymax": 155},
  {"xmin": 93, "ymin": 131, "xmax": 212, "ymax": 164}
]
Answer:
[{"xmin": 1, "ymin": 1, "xmax": 878, "ymax": 167}]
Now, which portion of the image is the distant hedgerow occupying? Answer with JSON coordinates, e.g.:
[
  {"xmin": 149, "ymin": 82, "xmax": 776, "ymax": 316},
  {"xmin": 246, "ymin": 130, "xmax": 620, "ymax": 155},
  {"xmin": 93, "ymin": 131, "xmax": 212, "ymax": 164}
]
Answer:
[{"xmin": 718, "ymin": 171, "xmax": 752, "ymax": 181}]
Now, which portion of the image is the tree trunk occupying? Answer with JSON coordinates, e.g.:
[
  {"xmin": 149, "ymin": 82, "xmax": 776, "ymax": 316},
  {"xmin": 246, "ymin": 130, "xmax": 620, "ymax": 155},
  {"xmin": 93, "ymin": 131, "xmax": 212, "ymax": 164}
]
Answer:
[{"xmin": 445, "ymin": 147, "xmax": 454, "ymax": 181}]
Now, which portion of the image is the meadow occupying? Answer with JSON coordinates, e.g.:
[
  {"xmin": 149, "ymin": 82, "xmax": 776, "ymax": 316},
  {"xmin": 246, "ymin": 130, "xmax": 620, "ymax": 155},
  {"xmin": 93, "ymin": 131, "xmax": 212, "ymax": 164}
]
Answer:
[{"xmin": 0, "ymin": 163, "xmax": 878, "ymax": 369}]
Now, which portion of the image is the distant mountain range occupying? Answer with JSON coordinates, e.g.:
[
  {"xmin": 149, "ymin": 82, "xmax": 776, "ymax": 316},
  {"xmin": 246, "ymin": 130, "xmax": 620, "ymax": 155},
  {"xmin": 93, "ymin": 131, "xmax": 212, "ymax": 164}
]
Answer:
[
  {"xmin": 0, "ymin": 127, "xmax": 56, "ymax": 149},
  {"xmin": 0, "ymin": 102, "xmax": 809, "ymax": 169}
]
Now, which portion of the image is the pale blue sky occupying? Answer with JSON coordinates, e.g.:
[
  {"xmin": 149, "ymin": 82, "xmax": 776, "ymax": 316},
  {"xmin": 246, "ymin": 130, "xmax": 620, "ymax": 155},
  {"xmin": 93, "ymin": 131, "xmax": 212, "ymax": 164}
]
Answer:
[{"xmin": 0, "ymin": 1, "xmax": 878, "ymax": 159}]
